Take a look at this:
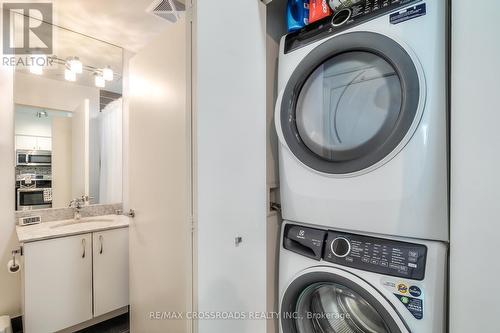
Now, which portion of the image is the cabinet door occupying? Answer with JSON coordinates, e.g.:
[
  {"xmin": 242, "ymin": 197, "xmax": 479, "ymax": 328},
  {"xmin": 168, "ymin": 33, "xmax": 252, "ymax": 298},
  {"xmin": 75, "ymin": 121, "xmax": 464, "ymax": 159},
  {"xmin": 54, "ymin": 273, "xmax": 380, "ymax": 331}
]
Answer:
[
  {"xmin": 23, "ymin": 234, "xmax": 93, "ymax": 333},
  {"xmin": 36, "ymin": 137, "xmax": 52, "ymax": 151},
  {"xmin": 15, "ymin": 135, "xmax": 37, "ymax": 150},
  {"xmin": 93, "ymin": 228, "xmax": 129, "ymax": 317}
]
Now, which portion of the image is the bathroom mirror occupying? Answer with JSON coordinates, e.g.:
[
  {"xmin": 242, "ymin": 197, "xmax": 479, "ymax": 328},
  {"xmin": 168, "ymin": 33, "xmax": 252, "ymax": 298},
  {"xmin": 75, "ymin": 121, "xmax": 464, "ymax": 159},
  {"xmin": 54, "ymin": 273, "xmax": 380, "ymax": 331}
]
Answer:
[{"xmin": 13, "ymin": 21, "xmax": 123, "ymax": 211}]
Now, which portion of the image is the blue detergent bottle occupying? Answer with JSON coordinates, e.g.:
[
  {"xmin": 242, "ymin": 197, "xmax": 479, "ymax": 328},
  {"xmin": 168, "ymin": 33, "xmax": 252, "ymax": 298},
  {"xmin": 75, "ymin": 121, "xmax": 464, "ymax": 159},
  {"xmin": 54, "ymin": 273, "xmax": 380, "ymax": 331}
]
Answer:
[{"xmin": 287, "ymin": 0, "xmax": 309, "ymax": 32}]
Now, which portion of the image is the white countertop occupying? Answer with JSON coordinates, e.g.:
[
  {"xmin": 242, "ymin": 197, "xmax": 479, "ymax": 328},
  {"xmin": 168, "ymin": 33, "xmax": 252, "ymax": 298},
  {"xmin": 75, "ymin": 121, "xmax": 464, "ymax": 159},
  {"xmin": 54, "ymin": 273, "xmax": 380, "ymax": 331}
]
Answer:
[{"xmin": 16, "ymin": 215, "xmax": 130, "ymax": 243}]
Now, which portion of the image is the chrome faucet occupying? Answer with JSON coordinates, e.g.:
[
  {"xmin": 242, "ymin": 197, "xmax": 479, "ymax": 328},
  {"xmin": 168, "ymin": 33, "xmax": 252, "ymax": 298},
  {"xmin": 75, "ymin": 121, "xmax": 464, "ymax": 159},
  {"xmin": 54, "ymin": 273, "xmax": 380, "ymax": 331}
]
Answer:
[{"xmin": 69, "ymin": 196, "xmax": 92, "ymax": 220}]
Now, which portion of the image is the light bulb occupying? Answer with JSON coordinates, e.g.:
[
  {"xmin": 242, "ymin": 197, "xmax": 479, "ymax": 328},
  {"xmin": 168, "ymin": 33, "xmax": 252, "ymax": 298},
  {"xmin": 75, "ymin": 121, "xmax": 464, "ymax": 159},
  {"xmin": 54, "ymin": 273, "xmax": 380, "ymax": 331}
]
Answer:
[
  {"xmin": 102, "ymin": 66, "xmax": 113, "ymax": 81},
  {"xmin": 29, "ymin": 54, "xmax": 46, "ymax": 75},
  {"xmin": 65, "ymin": 68, "xmax": 76, "ymax": 82},
  {"xmin": 30, "ymin": 64, "xmax": 43, "ymax": 75},
  {"xmin": 94, "ymin": 74, "xmax": 105, "ymax": 88},
  {"xmin": 67, "ymin": 57, "xmax": 83, "ymax": 74}
]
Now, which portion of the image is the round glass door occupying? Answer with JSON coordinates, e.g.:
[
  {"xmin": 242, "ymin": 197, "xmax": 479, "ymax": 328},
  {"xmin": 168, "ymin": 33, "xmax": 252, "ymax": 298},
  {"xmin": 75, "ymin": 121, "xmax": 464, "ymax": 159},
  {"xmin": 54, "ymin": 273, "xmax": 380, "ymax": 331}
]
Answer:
[
  {"xmin": 280, "ymin": 32, "xmax": 421, "ymax": 174},
  {"xmin": 296, "ymin": 52, "xmax": 402, "ymax": 162},
  {"xmin": 295, "ymin": 283, "xmax": 390, "ymax": 333},
  {"xmin": 280, "ymin": 271, "xmax": 405, "ymax": 333}
]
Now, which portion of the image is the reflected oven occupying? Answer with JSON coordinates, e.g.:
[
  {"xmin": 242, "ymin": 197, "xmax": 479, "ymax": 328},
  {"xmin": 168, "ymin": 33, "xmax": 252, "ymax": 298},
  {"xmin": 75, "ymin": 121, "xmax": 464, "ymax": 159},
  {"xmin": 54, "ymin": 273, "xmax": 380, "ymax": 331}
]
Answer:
[{"xmin": 17, "ymin": 188, "xmax": 52, "ymax": 211}]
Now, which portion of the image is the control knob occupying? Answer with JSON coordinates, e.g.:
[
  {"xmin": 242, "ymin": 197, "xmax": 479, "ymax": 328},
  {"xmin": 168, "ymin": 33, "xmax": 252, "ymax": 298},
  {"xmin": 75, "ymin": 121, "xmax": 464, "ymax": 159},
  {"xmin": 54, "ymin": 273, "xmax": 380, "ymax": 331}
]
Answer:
[{"xmin": 331, "ymin": 237, "xmax": 351, "ymax": 257}]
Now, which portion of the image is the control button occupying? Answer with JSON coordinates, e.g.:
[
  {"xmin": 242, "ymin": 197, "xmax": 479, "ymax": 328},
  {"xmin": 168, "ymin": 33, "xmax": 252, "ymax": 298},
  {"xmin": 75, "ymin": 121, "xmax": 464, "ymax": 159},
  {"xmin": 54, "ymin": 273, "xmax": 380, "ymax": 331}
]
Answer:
[
  {"xmin": 370, "ymin": 259, "xmax": 379, "ymax": 265},
  {"xmin": 408, "ymin": 251, "xmax": 419, "ymax": 258},
  {"xmin": 361, "ymin": 257, "xmax": 370, "ymax": 263},
  {"xmin": 409, "ymin": 286, "xmax": 422, "ymax": 297},
  {"xmin": 331, "ymin": 8, "xmax": 352, "ymax": 27},
  {"xmin": 331, "ymin": 237, "xmax": 351, "ymax": 257},
  {"xmin": 380, "ymin": 261, "xmax": 389, "ymax": 267},
  {"xmin": 345, "ymin": 257, "xmax": 354, "ymax": 262}
]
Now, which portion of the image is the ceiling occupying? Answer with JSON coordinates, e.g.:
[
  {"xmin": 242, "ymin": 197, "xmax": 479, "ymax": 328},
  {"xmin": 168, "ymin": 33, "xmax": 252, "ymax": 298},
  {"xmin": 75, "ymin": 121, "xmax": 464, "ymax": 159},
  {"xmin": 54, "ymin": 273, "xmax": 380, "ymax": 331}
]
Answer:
[
  {"xmin": 51, "ymin": 0, "xmax": 173, "ymax": 53},
  {"xmin": 13, "ymin": 0, "xmax": 175, "ymax": 93}
]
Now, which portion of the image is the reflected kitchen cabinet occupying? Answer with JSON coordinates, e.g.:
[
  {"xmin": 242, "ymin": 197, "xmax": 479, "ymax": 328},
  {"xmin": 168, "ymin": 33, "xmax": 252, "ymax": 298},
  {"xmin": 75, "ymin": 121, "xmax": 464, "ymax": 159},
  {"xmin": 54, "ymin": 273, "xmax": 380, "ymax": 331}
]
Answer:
[{"xmin": 15, "ymin": 135, "xmax": 52, "ymax": 151}]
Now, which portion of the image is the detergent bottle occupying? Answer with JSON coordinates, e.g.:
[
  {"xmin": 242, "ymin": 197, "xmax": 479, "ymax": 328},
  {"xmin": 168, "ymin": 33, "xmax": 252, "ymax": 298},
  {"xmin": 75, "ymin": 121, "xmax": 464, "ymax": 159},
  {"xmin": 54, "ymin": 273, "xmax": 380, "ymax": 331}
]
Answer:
[{"xmin": 287, "ymin": 0, "xmax": 309, "ymax": 32}]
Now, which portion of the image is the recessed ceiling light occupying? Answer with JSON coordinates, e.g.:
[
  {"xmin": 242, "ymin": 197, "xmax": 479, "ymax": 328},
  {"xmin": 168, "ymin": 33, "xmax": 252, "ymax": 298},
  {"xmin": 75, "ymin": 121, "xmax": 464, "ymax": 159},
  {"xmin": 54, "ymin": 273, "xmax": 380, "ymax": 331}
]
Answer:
[{"xmin": 36, "ymin": 111, "xmax": 48, "ymax": 118}]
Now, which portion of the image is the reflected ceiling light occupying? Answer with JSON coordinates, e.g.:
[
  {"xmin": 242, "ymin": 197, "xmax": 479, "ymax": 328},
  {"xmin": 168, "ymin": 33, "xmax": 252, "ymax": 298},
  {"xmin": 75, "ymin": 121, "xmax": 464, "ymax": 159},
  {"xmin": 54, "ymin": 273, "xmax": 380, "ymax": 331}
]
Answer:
[
  {"xmin": 64, "ymin": 68, "xmax": 76, "ymax": 82},
  {"xmin": 94, "ymin": 73, "xmax": 105, "ymax": 88},
  {"xmin": 102, "ymin": 66, "xmax": 113, "ymax": 81},
  {"xmin": 36, "ymin": 111, "xmax": 48, "ymax": 118},
  {"xmin": 67, "ymin": 56, "xmax": 83, "ymax": 74}
]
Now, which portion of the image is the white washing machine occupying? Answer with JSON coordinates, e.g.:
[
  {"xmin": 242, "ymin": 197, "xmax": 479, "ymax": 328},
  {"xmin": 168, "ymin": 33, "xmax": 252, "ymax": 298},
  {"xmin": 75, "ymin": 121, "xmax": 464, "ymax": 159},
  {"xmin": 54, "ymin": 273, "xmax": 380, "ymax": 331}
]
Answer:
[
  {"xmin": 275, "ymin": 0, "xmax": 448, "ymax": 241},
  {"xmin": 279, "ymin": 222, "xmax": 447, "ymax": 333}
]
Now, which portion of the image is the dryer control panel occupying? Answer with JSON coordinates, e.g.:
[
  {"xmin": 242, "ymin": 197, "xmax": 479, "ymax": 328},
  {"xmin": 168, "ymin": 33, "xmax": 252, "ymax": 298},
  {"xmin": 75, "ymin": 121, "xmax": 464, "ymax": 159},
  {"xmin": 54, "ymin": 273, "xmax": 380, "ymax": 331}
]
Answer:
[
  {"xmin": 324, "ymin": 231, "xmax": 427, "ymax": 280},
  {"xmin": 284, "ymin": 0, "xmax": 424, "ymax": 53}
]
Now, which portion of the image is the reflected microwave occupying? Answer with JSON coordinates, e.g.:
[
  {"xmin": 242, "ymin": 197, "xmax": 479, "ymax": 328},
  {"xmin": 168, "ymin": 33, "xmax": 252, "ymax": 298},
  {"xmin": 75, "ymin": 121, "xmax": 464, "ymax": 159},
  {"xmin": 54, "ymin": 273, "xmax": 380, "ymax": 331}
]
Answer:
[{"xmin": 16, "ymin": 150, "xmax": 52, "ymax": 166}]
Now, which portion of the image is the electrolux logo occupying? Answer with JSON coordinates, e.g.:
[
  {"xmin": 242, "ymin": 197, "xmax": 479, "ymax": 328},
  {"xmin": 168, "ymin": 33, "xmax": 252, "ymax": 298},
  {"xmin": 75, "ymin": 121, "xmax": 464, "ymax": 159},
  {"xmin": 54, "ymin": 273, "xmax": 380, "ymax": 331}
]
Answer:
[{"xmin": 2, "ymin": 2, "xmax": 53, "ymax": 55}]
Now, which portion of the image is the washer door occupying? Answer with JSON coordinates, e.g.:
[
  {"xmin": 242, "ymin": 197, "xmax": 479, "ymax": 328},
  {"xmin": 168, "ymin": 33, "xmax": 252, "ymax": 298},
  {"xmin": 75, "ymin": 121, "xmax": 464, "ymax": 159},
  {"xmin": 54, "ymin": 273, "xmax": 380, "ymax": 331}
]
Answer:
[
  {"xmin": 281, "ymin": 269, "xmax": 408, "ymax": 333},
  {"xmin": 279, "ymin": 32, "xmax": 422, "ymax": 175}
]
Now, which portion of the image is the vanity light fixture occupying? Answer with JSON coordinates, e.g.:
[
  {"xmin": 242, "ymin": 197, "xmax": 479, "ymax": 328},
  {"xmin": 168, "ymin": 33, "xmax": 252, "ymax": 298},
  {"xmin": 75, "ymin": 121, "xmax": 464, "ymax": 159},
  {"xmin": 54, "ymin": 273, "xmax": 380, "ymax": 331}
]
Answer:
[
  {"xmin": 94, "ymin": 72, "xmax": 105, "ymax": 88},
  {"xmin": 29, "ymin": 54, "xmax": 46, "ymax": 75},
  {"xmin": 102, "ymin": 66, "xmax": 113, "ymax": 81},
  {"xmin": 29, "ymin": 63, "xmax": 43, "ymax": 75},
  {"xmin": 64, "ymin": 68, "xmax": 76, "ymax": 82},
  {"xmin": 67, "ymin": 56, "xmax": 83, "ymax": 74}
]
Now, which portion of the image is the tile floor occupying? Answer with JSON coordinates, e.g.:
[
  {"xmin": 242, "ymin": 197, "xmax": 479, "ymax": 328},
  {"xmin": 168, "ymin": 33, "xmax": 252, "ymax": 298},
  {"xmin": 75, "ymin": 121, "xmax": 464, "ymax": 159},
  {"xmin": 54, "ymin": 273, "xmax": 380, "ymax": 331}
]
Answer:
[{"xmin": 76, "ymin": 313, "xmax": 129, "ymax": 333}]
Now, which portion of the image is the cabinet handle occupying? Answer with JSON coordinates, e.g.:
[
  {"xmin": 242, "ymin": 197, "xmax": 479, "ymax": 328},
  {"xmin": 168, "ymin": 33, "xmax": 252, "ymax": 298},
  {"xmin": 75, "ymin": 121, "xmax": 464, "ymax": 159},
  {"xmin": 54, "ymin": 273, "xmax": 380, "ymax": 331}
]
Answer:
[
  {"xmin": 99, "ymin": 235, "xmax": 103, "ymax": 254},
  {"xmin": 81, "ymin": 239, "xmax": 86, "ymax": 258}
]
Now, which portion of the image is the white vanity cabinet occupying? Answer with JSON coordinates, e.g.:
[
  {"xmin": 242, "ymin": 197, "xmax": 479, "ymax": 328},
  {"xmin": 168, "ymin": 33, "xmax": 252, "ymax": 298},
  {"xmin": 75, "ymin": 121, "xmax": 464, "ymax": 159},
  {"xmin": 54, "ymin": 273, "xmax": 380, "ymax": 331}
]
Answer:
[
  {"xmin": 92, "ymin": 228, "xmax": 129, "ymax": 317},
  {"xmin": 23, "ymin": 233, "xmax": 93, "ymax": 333},
  {"xmin": 22, "ymin": 227, "xmax": 129, "ymax": 333}
]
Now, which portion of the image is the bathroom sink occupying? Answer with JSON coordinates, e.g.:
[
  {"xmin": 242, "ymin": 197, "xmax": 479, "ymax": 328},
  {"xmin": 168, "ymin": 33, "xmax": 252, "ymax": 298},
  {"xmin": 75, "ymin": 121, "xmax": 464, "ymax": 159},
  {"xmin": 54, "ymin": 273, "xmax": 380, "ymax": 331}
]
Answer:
[{"xmin": 50, "ymin": 217, "xmax": 114, "ymax": 229}]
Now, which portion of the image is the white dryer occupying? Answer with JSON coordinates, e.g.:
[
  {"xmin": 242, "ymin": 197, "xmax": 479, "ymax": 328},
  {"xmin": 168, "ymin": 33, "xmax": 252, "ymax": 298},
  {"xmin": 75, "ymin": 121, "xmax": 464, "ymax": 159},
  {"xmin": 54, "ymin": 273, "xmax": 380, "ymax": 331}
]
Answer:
[
  {"xmin": 275, "ymin": 0, "xmax": 448, "ymax": 241},
  {"xmin": 279, "ymin": 222, "xmax": 447, "ymax": 333}
]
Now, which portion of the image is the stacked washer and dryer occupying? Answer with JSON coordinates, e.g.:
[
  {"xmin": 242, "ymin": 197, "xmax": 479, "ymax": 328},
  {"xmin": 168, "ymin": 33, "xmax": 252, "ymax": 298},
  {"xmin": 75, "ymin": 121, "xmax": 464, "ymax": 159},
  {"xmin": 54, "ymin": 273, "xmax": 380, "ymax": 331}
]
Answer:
[{"xmin": 276, "ymin": 1, "xmax": 448, "ymax": 332}]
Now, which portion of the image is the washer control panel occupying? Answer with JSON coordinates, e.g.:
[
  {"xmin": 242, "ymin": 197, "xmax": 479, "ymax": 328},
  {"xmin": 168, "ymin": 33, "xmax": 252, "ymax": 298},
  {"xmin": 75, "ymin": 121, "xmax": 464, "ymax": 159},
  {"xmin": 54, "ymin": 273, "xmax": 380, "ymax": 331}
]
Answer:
[
  {"xmin": 284, "ymin": 0, "xmax": 423, "ymax": 53},
  {"xmin": 324, "ymin": 231, "xmax": 427, "ymax": 280}
]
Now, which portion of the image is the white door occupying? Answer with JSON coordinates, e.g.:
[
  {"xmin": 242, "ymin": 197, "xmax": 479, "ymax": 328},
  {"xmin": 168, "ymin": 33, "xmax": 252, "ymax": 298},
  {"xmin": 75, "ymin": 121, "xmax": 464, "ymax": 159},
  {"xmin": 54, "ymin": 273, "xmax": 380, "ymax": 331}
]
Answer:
[
  {"xmin": 36, "ymin": 137, "xmax": 52, "ymax": 151},
  {"xmin": 93, "ymin": 228, "xmax": 129, "ymax": 317},
  {"xmin": 72, "ymin": 100, "xmax": 90, "ymax": 198},
  {"xmin": 127, "ymin": 19, "xmax": 191, "ymax": 333},
  {"xmin": 23, "ymin": 234, "xmax": 93, "ymax": 333},
  {"xmin": 15, "ymin": 135, "xmax": 37, "ymax": 150}
]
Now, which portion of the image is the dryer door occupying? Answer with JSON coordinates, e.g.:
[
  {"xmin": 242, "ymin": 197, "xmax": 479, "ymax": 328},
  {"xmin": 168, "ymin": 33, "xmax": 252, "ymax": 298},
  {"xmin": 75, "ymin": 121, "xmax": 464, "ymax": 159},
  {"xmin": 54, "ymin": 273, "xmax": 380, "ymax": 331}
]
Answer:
[
  {"xmin": 281, "ymin": 269, "xmax": 409, "ymax": 333},
  {"xmin": 278, "ymin": 31, "xmax": 423, "ymax": 175}
]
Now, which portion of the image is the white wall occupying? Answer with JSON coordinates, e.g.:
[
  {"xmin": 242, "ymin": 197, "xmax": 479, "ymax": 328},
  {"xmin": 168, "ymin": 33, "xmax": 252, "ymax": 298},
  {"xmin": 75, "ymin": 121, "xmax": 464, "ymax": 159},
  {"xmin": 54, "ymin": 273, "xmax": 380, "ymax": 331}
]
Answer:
[
  {"xmin": 450, "ymin": 1, "xmax": 500, "ymax": 332},
  {"xmin": 195, "ymin": 1, "xmax": 268, "ymax": 332},
  {"xmin": 52, "ymin": 117, "xmax": 73, "ymax": 208},
  {"xmin": 0, "ymin": 32, "xmax": 20, "ymax": 317}
]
